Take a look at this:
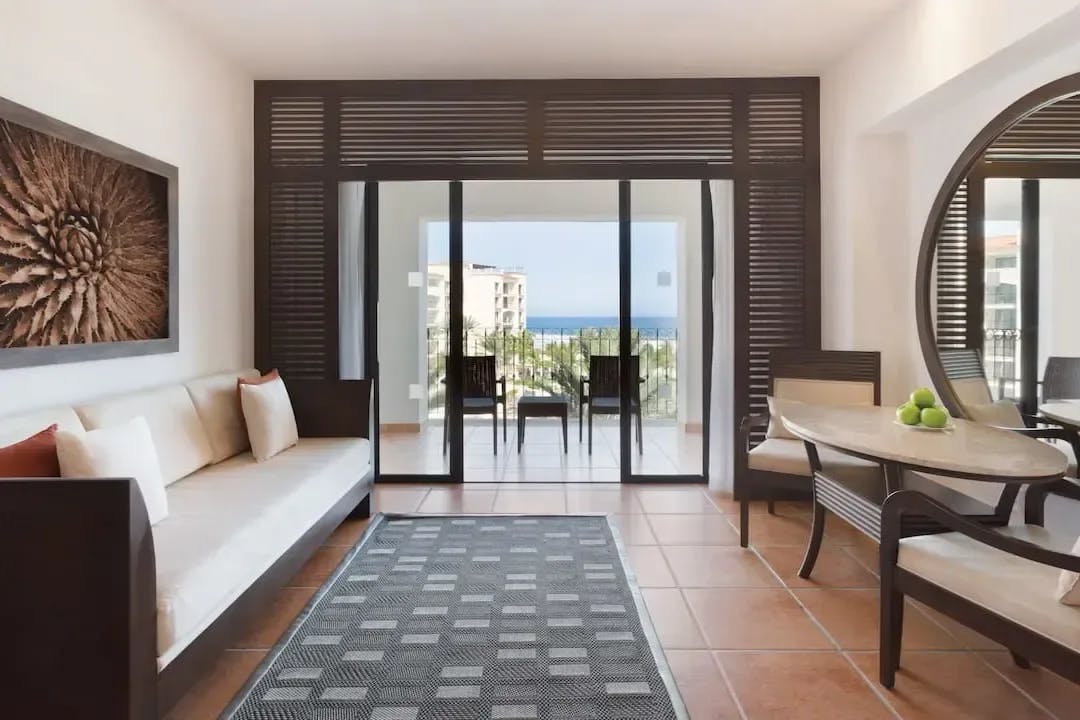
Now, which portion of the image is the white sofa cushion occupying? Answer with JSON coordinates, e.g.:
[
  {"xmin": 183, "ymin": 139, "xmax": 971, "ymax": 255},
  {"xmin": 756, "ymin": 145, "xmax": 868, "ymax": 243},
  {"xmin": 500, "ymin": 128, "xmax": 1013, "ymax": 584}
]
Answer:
[
  {"xmin": 0, "ymin": 406, "xmax": 84, "ymax": 447},
  {"xmin": 185, "ymin": 369, "xmax": 261, "ymax": 463},
  {"xmin": 240, "ymin": 375, "xmax": 299, "ymax": 462},
  {"xmin": 747, "ymin": 437, "xmax": 879, "ymax": 478},
  {"xmin": 153, "ymin": 437, "xmax": 371, "ymax": 667},
  {"xmin": 56, "ymin": 416, "xmax": 169, "ymax": 525},
  {"xmin": 899, "ymin": 525, "xmax": 1080, "ymax": 651},
  {"xmin": 76, "ymin": 385, "xmax": 214, "ymax": 486}
]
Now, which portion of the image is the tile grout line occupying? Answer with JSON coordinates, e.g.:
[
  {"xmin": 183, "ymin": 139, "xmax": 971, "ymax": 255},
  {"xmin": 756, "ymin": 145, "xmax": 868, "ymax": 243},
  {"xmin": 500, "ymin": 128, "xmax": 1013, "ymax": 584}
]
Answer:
[
  {"xmin": 970, "ymin": 652, "xmax": 1061, "ymax": 719},
  {"xmin": 747, "ymin": 541, "xmax": 905, "ymax": 720},
  {"xmin": 709, "ymin": 650, "xmax": 751, "ymax": 720}
]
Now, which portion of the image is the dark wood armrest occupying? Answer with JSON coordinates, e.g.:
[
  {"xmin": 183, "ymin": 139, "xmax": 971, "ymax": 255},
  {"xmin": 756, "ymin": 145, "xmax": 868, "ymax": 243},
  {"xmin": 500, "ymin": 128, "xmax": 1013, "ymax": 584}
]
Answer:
[
  {"xmin": 883, "ymin": 489, "xmax": 1080, "ymax": 573},
  {"xmin": 739, "ymin": 413, "xmax": 770, "ymax": 434},
  {"xmin": 0, "ymin": 477, "xmax": 156, "ymax": 718},
  {"xmin": 287, "ymin": 378, "xmax": 372, "ymax": 438}
]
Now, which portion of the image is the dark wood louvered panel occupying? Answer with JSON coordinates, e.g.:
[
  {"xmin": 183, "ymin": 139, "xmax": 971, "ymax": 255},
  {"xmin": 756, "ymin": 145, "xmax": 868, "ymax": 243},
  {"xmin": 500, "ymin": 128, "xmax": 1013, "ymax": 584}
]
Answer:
[
  {"xmin": 269, "ymin": 182, "xmax": 326, "ymax": 379},
  {"xmin": 748, "ymin": 92, "xmax": 805, "ymax": 164},
  {"xmin": 985, "ymin": 93, "xmax": 1080, "ymax": 162},
  {"xmin": 746, "ymin": 179, "xmax": 808, "ymax": 441},
  {"xmin": 339, "ymin": 98, "xmax": 529, "ymax": 165},
  {"xmin": 543, "ymin": 96, "xmax": 734, "ymax": 163},
  {"xmin": 935, "ymin": 181, "xmax": 969, "ymax": 349},
  {"xmin": 270, "ymin": 97, "xmax": 325, "ymax": 167}
]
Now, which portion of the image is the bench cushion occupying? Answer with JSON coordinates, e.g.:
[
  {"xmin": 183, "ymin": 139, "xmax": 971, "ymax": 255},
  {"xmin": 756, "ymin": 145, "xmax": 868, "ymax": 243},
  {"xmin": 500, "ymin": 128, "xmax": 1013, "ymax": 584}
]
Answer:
[
  {"xmin": 0, "ymin": 406, "xmax": 83, "ymax": 447},
  {"xmin": 75, "ymin": 385, "xmax": 214, "ymax": 486},
  {"xmin": 767, "ymin": 379, "xmax": 876, "ymax": 439},
  {"xmin": 747, "ymin": 437, "xmax": 879, "ymax": 477},
  {"xmin": 898, "ymin": 526, "xmax": 1080, "ymax": 653},
  {"xmin": 153, "ymin": 437, "xmax": 372, "ymax": 668},
  {"xmin": 185, "ymin": 369, "xmax": 260, "ymax": 463}
]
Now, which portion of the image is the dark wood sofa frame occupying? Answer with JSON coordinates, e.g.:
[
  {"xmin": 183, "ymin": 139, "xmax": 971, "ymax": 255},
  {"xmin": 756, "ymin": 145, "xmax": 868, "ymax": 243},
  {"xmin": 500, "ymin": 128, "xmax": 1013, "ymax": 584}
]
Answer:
[
  {"xmin": 0, "ymin": 379, "xmax": 374, "ymax": 720},
  {"xmin": 736, "ymin": 349, "xmax": 881, "ymax": 547},
  {"xmin": 880, "ymin": 483, "xmax": 1080, "ymax": 689}
]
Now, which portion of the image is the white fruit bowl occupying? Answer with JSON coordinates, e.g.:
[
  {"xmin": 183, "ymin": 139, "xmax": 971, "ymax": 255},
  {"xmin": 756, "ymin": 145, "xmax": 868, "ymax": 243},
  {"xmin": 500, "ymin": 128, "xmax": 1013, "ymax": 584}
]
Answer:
[{"xmin": 893, "ymin": 419, "xmax": 955, "ymax": 432}]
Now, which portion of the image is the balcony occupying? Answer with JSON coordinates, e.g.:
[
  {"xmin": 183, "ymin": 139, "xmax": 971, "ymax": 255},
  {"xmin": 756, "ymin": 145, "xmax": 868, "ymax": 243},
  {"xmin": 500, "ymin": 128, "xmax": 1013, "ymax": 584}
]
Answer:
[{"xmin": 425, "ymin": 326, "xmax": 677, "ymax": 419}]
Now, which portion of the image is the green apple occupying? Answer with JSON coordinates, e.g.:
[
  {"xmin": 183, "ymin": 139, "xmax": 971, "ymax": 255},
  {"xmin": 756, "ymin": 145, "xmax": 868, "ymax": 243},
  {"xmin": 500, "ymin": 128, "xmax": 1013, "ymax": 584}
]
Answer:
[
  {"xmin": 910, "ymin": 387, "xmax": 937, "ymax": 409},
  {"xmin": 920, "ymin": 406, "xmax": 949, "ymax": 429},
  {"xmin": 896, "ymin": 403, "xmax": 921, "ymax": 425}
]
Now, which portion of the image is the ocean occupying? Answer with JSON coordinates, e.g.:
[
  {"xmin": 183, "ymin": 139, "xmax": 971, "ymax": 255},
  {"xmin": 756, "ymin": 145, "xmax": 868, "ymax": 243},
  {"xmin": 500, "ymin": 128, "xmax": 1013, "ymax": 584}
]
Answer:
[{"xmin": 527, "ymin": 316, "xmax": 676, "ymax": 337}]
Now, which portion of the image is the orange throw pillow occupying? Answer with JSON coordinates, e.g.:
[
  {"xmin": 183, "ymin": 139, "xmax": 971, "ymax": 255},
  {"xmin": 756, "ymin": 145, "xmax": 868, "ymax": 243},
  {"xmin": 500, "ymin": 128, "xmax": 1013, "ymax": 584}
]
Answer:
[
  {"xmin": 0, "ymin": 424, "xmax": 61, "ymax": 477},
  {"xmin": 238, "ymin": 368, "xmax": 280, "ymax": 392}
]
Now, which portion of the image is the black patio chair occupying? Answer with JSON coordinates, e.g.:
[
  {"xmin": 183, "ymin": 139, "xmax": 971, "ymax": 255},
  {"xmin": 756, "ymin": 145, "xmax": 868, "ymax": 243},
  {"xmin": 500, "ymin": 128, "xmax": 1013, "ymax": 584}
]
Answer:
[
  {"xmin": 442, "ymin": 355, "xmax": 506, "ymax": 455},
  {"xmin": 578, "ymin": 355, "xmax": 644, "ymax": 454}
]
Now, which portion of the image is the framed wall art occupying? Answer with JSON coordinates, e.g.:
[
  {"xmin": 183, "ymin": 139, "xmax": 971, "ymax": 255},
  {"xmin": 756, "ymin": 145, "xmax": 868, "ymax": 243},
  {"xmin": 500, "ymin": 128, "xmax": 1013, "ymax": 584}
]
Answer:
[{"xmin": 0, "ymin": 96, "xmax": 178, "ymax": 369}]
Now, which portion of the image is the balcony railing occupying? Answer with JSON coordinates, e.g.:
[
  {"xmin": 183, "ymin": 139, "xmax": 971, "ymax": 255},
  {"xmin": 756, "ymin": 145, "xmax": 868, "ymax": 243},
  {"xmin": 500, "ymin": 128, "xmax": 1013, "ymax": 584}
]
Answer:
[
  {"xmin": 983, "ymin": 327, "xmax": 1020, "ymax": 399},
  {"xmin": 426, "ymin": 327, "xmax": 678, "ymax": 419}
]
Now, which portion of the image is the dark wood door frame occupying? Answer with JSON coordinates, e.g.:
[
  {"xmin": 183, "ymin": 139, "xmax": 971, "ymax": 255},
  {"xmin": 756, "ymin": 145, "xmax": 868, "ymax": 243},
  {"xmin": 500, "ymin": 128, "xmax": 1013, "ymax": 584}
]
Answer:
[{"xmin": 254, "ymin": 77, "xmax": 822, "ymax": 485}]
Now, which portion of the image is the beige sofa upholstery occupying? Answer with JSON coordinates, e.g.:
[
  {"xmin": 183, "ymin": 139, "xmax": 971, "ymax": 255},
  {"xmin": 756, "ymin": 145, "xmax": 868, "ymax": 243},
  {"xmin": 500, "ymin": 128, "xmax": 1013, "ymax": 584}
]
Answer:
[
  {"xmin": 899, "ymin": 525, "xmax": 1080, "ymax": 653},
  {"xmin": 748, "ymin": 438, "xmax": 879, "ymax": 478},
  {"xmin": 154, "ymin": 437, "xmax": 370, "ymax": 668},
  {"xmin": 0, "ymin": 370, "xmax": 373, "ymax": 672}
]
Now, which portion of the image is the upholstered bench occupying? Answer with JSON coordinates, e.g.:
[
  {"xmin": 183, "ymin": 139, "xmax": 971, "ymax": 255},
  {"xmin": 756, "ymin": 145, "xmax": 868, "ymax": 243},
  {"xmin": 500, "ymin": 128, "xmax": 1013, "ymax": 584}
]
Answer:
[{"xmin": 0, "ymin": 371, "xmax": 373, "ymax": 718}]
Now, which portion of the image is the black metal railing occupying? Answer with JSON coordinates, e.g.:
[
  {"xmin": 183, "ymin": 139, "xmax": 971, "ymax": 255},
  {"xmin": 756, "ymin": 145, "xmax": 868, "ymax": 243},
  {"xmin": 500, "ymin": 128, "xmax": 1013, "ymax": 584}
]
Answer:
[
  {"xmin": 983, "ymin": 328, "xmax": 1020, "ymax": 399},
  {"xmin": 427, "ymin": 327, "xmax": 678, "ymax": 419}
]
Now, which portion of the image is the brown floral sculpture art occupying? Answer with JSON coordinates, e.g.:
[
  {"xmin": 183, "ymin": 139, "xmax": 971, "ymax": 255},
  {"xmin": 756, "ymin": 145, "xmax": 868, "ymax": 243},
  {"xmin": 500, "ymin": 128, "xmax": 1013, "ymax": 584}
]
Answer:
[{"xmin": 0, "ymin": 119, "xmax": 168, "ymax": 347}]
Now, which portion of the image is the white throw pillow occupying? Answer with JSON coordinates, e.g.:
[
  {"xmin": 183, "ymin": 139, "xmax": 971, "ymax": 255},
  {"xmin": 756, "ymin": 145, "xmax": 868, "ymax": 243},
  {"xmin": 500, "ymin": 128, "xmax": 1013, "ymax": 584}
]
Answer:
[
  {"xmin": 1057, "ymin": 536, "xmax": 1080, "ymax": 606},
  {"xmin": 55, "ymin": 416, "xmax": 169, "ymax": 525},
  {"xmin": 240, "ymin": 376, "xmax": 299, "ymax": 462}
]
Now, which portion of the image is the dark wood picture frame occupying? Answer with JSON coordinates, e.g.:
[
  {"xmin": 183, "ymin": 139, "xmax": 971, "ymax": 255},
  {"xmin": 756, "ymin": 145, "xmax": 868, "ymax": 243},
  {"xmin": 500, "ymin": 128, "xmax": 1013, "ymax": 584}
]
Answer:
[{"xmin": 0, "ymin": 95, "xmax": 179, "ymax": 369}]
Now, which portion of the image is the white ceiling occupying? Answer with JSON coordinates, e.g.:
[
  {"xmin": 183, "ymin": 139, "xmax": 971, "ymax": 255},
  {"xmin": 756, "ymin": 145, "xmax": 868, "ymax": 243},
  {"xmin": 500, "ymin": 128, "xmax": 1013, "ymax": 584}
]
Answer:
[{"xmin": 157, "ymin": 0, "xmax": 905, "ymax": 79}]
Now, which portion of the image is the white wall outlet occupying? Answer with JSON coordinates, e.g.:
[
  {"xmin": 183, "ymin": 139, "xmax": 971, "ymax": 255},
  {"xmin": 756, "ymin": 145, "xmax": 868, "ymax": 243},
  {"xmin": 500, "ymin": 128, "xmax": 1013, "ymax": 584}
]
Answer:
[
  {"xmin": 657, "ymin": 270, "xmax": 672, "ymax": 287},
  {"xmin": 407, "ymin": 271, "xmax": 423, "ymax": 287},
  {"xmin": 408, "ymin": 383, "xmax": 424, "ymax": 400}
]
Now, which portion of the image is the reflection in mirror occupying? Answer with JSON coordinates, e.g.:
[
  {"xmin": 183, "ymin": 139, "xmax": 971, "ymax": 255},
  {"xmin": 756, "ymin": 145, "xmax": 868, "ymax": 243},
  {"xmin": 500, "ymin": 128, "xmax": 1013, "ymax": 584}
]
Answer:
[{"xmin": 929, "ymin": 91, "xmax": 1080, "ymax": 420}]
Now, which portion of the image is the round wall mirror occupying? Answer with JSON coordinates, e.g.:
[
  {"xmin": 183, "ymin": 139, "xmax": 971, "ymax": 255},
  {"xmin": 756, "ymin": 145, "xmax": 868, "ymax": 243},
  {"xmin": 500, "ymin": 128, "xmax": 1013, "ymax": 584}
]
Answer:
[{"xmin": 917, "ymin": 73, "xmax": 1080, "ymax": 423}]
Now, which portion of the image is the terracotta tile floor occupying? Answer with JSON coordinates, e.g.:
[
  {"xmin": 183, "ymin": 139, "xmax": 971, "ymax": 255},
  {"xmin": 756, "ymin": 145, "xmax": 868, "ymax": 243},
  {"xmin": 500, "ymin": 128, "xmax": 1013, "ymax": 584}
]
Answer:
[{"xmin": 166, "ymin": 484, "xmax": 1079, "ymax": 719}]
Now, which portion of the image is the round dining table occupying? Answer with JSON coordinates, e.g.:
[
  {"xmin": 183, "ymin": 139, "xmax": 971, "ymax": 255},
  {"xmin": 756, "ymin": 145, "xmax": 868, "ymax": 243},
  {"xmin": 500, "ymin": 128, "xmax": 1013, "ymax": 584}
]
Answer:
[
  {"xmin": 1039, "ymin": 401, "xmax": 1080, "ymax": 430},
  {"xmin": 778, "ymin": 404, "xmax": 1068, "ymax": 578}
]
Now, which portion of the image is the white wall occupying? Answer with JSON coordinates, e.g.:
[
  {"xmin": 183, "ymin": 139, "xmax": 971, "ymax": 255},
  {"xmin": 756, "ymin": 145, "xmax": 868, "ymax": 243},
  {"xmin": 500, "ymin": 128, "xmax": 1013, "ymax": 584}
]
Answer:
[
  {"xmin": 1039, "ymin": 180, "xmax": 1080, "ymax": 367},
  {"xmin": 821, "ymin": 0, "xmax": 1080, "ymax": 403},
  {"xmin": 0, "ymin": 0, "xmax": 253, "ymax": 414}
]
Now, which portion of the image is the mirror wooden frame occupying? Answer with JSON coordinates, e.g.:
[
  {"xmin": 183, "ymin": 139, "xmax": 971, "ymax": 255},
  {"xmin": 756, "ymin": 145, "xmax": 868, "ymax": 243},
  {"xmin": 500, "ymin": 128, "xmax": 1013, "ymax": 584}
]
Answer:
[{"xmin": 916, "ymin": 72, "xmax": 1080, "ymax": 416}]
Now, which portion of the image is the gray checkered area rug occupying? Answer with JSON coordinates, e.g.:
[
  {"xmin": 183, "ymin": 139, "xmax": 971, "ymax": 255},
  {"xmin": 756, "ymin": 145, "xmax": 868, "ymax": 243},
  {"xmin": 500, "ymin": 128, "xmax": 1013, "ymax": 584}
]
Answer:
[{"xmin": 224, "ymin": 514, "xmax": 687, "ymax": 720}]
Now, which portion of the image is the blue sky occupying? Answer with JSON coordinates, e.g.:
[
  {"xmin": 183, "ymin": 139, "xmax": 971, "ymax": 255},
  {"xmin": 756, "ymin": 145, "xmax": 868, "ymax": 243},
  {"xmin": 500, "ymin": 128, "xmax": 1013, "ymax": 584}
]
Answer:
[{"xmin": 427, "ymin": 221, "xmax": 678, "ymax": 317}]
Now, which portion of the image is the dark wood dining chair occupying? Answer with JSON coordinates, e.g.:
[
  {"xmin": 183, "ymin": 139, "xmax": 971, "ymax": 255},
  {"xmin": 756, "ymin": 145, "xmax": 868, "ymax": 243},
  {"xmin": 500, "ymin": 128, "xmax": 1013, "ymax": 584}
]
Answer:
[
  {"xmin": 578, "ymin": 355, "xmax": 644, "ymax": 454},
  {"xmin": 1042, "ymin": 356, "xmax": 1080, "ymax": 402},
  {"xmin": 442, "ymin": 355, "xmax": 506, "ymax": 455},
  {"xmin": 736, "ymin": 349, "xmax": 881, "ymax": 548}
]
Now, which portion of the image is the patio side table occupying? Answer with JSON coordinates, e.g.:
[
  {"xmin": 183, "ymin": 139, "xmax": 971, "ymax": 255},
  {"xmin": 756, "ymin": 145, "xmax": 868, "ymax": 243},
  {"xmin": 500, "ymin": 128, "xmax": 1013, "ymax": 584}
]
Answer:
[{"xmin": 517, "ymin": 396, "xmax": 569, "ymax": 453}]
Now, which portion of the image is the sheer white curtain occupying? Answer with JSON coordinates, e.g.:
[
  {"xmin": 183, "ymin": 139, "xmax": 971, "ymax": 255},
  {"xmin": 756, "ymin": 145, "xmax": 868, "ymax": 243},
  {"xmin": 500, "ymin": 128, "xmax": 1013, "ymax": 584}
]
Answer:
[
  {"xmin": 709, "ymin": 180, "xmax": 735, "ymax": 493},
  {"xmin": 338, "ymin": 182, "xmax": 365, "ymax": 379}
]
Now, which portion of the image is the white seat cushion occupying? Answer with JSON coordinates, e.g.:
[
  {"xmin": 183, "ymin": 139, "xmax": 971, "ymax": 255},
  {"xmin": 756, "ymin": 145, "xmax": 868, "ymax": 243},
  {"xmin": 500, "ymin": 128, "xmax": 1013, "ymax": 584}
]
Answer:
[
  {"xmin": 747, "ymin": 437, "xmax": 879, "ymax": 477},
  {"xmin": 898, "ymin": 525, "xmax": 1080, "ymax": 652},
  {"xmin": 0, "ymin": 406, "xmax": 84, "ymax": 446},
  {"xmin": 185, "ymin": 369, "xmax": 260, "ymax": 463},
  {"xmin": 76, "ymin": 385, "xmax": 214, "ymax": 486},
  {"xmin": 767, "ymin": 378, "xmax": 875, "ymax": 439},
  {"xmin": 153, "ymin": 437, "xmax": 371, "ymax": 667}
]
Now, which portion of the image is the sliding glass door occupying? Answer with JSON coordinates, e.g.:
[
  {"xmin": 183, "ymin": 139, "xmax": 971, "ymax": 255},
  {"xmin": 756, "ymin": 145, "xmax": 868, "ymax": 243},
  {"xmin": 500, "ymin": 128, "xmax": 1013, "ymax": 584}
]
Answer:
[
  {"xmin": 375, "ymin": 181, "xmax": 454, "ymax": 480},
  {"xmin": 626, "ymin": 180, "xmax": 709, "ymax": 479},
  {"xmin": 461, "ymin": 180, "xmax": 622, "ymax": 482},
  {"xmin": 368, "ymin": 178, "xmax": 718, "ymax": 484}
]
